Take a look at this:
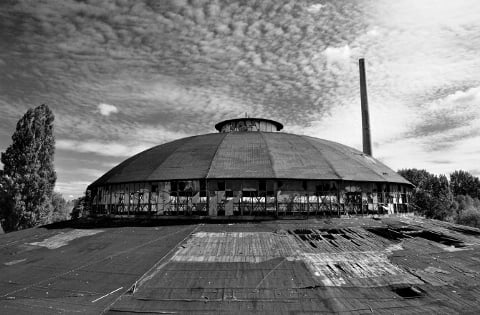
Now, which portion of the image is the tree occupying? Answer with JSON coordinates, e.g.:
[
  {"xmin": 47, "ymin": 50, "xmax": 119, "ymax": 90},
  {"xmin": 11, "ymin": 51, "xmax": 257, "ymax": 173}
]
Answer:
[
  {"xmin": 450, "ymin": 170, "xmax": 480, "ymax": 199},
  {"xmin": 398, "ymin": 169, "xmax": 454, "ymax": 220},
  {"xmin": 0, "ymin": 104, "xmax": 56, "ymax": 231},
  {"xmin": 70, "ymin": 196, "xmax": 86, "ymax": 220},
  {"xmin": 49, "ymin": 192, "xmax": 71, "ymax": 223}
]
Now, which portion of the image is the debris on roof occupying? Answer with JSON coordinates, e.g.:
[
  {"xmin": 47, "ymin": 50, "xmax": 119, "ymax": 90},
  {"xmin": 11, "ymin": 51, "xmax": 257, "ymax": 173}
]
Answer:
[{"xmin": 1, "ymin": 216, "xmax": 480, "ymax": 314}]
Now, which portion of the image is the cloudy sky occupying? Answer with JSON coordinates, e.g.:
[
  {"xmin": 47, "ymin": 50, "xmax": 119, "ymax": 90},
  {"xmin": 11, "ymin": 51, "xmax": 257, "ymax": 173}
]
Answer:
[{"xmin": 1, "ymin": 0, "xmax": 480, "ymax": 199}]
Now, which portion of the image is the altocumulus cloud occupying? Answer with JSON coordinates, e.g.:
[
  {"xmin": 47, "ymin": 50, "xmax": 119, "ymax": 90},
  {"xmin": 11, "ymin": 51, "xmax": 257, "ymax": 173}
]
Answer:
[
  {"xmin": 98, "ymin": 103, "xmax": 119, "ymax": 116},
  {"xmin": 56, "ymin": 139, "xmax": 151, "ymax": 157},
  {"xmin": 1, "ymin": 0, "xmax": 480, "ymax": 198}
]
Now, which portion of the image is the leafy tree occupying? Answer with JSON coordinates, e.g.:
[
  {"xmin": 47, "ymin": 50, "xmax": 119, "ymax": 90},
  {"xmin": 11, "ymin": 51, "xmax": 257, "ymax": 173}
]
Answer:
[
  {"xmin": 450, "ymin": 170, "xmax": 480, "ymax": 199},
  {"xmin": 0, "ymin": 104, "xmax": 56, "ymax": 231},
  {"xmin": 49, "ymin": 192, "xmax": 71, "ymax": 223},
  {"xmin": 398, "ymin": 169, "xmax": 454, "ymax": 220},
  {"xmin": 71, "ymin": 196, "xmax": 86, "ymax": 220}
]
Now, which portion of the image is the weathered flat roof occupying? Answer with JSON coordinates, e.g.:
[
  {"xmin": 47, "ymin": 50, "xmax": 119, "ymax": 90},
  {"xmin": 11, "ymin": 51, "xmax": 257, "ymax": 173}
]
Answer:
[{"xmin": 2, "ymin": 216, "xmax": 480, "ymax": 314}]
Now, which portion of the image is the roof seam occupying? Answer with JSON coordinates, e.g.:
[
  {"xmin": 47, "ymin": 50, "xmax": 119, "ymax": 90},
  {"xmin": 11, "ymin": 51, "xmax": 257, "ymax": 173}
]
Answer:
[
  {"xmin": 259, "ymin": 132, "xmax": 278, "ymax": 178},
  {"xmin": 145, "ymin": 135, "xmax": 202, "ymax": 182},
  {"xmin": 299, "ymin": 135, "xmax": 344, "ymax": 180},
  {"xmin": 205, "ymin": 132, "xmax": 229, "ymax": 179}
]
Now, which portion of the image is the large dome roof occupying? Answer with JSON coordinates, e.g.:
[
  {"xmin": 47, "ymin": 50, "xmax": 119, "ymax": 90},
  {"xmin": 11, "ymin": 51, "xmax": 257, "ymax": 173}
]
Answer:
[{"xmin": 90, "ymin": 132, "xmax": 410, "ymax": 187}]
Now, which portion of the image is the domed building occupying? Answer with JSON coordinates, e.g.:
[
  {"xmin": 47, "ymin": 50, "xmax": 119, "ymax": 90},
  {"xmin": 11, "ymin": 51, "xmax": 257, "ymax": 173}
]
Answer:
[{"xmin": 88, "ymin": 117, "xmax": 412, "ymax": 218}]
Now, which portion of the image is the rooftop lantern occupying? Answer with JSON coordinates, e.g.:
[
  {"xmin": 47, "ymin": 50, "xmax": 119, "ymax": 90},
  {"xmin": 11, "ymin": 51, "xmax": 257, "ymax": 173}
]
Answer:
[{"xmin": 215, "ymin": 118, "xmax": 283, "ymax": 133}]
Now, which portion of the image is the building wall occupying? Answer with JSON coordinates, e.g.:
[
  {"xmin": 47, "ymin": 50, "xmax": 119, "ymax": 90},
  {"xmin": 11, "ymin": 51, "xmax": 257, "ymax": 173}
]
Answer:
[{"xmin": 90, "ymin": 179, "xmax": 412, "ymax": 217}]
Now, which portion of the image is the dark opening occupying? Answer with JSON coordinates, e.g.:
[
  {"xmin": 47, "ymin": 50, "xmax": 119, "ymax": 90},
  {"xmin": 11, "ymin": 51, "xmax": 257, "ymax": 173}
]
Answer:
[
  {"xmin": 328, "ymin": 240, "xmax": 339, "ymax": 247},
  {"xmin": 392, "ymin": 286, "xmax": 424, "ymax": 299},
  {"xmin": 365, "ymin": 227, "xmax": 409, "ymax": 242},
  {"xmin": 351, "ymin": 240, "xmax": 361, "ymax": 246},
  {"xmin": 334, "ymin": 263, "xmax": 346, "ymax": 273},
  {"xmin": 322, "ymin": 234, "xmax": 335, "ymax": 240},
  {"xmin": 448, "ymin": 226, "xmax": 480, "ymax": 236},
  {"xmin": 242, "ymin": 190, "xmax": 257, "ymax": 197},
  {"xmin": 178, "ymin": 182, "xmax": 186, "ymax": 191},
  {"xmin": 259, "ymin": 180, "xmax": 266, "ymax": 192},
  {"xmin": 294, "ymin": 229, "xmax": 312, "ymax": 235}
]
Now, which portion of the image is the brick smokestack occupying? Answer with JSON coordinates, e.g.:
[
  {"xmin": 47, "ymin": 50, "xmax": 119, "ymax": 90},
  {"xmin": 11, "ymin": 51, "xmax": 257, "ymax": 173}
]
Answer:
[{"xmin": 359, "ymin": 58, "xmax": 372, "ymax": 156}]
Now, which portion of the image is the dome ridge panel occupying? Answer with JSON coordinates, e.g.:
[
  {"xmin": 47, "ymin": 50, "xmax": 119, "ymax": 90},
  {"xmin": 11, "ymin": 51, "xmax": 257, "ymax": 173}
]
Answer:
[
  {"xmin": 147, "ymin": 133, "xmax": 226, "ymax": 181},
  {"xmin": 91, "ymin": 136, "xmax": 194, "ymax": 185},
  {"xmin": 305, "ymin": 136, "xmax": 386, "ymax": 181},
  {"xmin": 206, "ymin": 132, "xmax": 275, "ymax": 178},
  {"xmin": 294, "ymin": 134, "xmax": 343, "ymax": 180}
]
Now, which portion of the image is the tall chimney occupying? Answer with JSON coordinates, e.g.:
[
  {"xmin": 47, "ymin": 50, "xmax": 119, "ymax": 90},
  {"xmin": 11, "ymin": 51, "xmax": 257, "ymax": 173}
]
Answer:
[{"xmin": 359, "ymin": 58, "xmax": 372, "ymax": 156}]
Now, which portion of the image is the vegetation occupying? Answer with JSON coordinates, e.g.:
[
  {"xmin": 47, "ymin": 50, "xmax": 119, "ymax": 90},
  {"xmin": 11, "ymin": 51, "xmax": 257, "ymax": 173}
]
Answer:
[
  {"xmin": 399, "ymin": 168, "xmax": 480, "ymax": 229},
  {"xmin": 0, "ymin": 104, "xmax": 68, "ymax": 232},
  {"xmin": 70, "ymin": 196, "xmax": 88, "ymax": 220}
]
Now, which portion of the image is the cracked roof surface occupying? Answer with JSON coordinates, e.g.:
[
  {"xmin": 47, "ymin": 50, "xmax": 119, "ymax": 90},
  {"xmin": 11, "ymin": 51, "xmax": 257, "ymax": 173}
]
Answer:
[{"xmin": 1, "ymin": 216, "xmax": 480, "ymax": 314}]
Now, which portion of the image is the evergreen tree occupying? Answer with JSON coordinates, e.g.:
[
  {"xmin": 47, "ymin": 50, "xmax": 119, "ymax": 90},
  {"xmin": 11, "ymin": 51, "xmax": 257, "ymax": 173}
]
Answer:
[{"xmin": 0, "ymin": 104, "xmax": 56, "ymax": 231}]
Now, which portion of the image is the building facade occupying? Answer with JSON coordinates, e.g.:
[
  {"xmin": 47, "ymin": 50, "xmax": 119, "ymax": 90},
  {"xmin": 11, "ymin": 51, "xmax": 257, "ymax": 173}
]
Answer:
[{"xmin": 88, "ymin": 118, "xmax": 412, "ymax": 217}]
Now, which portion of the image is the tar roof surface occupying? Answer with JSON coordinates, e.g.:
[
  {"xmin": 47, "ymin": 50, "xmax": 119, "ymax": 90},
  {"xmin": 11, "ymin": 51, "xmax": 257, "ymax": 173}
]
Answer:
[
  {"xmin": 1, "ymin": 216, "xmax": 480, "ymax": 314},
  {"xmin": 90, "ymin": 132, "xmax": 411, "ymax": 187}
]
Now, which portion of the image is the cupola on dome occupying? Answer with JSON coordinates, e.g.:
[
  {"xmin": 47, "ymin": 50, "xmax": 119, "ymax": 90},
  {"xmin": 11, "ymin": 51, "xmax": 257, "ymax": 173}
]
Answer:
[{"xmin": 88, "ymin": 117, "xmax": 412, "ymax": 218}]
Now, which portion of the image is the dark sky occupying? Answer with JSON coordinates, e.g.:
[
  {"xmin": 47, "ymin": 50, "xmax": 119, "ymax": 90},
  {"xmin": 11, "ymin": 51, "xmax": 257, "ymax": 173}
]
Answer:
[{"xmin": 1, "ymin": 0, "xmax": 480, "ymax": 198}]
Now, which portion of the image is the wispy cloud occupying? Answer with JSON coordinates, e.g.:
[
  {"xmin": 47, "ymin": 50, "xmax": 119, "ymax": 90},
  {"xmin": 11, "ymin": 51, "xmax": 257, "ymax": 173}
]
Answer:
[
  {"xmin": 56, "ymin": 139, "xmax": 151, "ymax": 157},
  {"xmin": 54, "ymin": 181, "xmax": 92, "ymax": 200}
]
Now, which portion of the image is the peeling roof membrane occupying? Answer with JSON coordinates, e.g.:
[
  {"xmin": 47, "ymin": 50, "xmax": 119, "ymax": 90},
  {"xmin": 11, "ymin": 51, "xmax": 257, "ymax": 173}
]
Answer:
[
  {"xmin": 3, "ymin": 217, "xmax": 480, "ymax": 313},
  {"xmin": 28, "ymin": 229, "xmax": 103, "ymax": 249}
]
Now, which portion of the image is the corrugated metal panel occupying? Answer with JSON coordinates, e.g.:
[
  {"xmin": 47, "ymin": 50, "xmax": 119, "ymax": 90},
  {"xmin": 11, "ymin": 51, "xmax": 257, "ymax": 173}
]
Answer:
[
  {"xmin": 262, "ymin": 133, "xmax": 341, "ymax": 179},
  {"xmin": 207, "ymin": 132, "xmax": 275, "ymax": 178},
  {"xmin": 148, "ymin": 133, "xmax": 226, "ymax": 180}
]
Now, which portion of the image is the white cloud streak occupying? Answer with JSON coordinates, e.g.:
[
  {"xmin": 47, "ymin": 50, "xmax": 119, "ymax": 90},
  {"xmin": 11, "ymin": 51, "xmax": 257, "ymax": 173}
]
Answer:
[
  {"xmin": 56, "ymin": 139, "xmax": 151, "ymax": 157},
  {"xmin": 98, "ymin": 103, "xmax": 119, "ymax": 116}
]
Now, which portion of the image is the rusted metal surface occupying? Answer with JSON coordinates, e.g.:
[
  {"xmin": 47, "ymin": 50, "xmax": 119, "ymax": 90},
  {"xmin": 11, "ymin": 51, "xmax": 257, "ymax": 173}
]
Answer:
[
  {"xmin": 2, "ymin": 217, "xmax": 480, "ymax": 314},
  {"xmin": 90, "ymin": 132, "xmax": 411, "ymax": 186}
]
